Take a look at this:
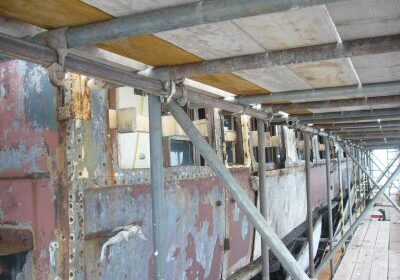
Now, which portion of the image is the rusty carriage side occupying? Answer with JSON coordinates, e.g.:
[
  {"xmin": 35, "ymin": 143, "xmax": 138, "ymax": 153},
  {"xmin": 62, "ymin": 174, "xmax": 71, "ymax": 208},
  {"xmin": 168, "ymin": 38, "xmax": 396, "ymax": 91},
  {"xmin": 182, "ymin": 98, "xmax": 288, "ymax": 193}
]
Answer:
[{"xmin": 0, "ymin": 59, "xmax": 351, "ymax": 279}]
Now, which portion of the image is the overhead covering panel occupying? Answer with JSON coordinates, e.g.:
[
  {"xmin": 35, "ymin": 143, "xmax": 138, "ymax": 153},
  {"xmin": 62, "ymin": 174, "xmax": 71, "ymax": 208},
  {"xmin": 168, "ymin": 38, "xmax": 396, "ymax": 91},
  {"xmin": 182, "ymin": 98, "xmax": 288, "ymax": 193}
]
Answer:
[
  {"xmin": 0, "ymin": 0, "xmax": 204, "ymax": 68},
  {"xmin": 310, "ymin": 105, "xmax": 372, "ymax": 114},
  {"xmin": 235, "ymin": 66, "xmax": 312, "ymax": 92},
  {"xmin": 371, "ymin": 103, "xmax": 400, "ymax": 110},
  {"xmin": 327, "ymin": 0, "xmax": 400, "ymax": 40},
  {"xmin": 97, "ymin": 35, "xmax": 203, "ymax": 67},
  {"xmin": 233, "ymin": 5, "xmax": 338, "ymax": 51},
  {"xmin": 193, "ymin": 73, "xmax": 269, "ymax": 96},
  {"xmin": 289, "ymin": 58, "xmax": 358, "ymax": 88},
  {"xmin": 81, "ymin": 0, "xmax": 198, "ymax": 16},
  {"xmin": 286, "ymin": 109, "xmax": 313, "ymax": 115},
  {"xmin": 156, "ymin": 21, "xmax": 265, "ymax": 60},
  {"xmin": 0, "ymin": 0, "xmax": 110, "ymax": 29},
  {"xmin": 351, "ymin": 52, "xmax": 400, "ymax": 84}
]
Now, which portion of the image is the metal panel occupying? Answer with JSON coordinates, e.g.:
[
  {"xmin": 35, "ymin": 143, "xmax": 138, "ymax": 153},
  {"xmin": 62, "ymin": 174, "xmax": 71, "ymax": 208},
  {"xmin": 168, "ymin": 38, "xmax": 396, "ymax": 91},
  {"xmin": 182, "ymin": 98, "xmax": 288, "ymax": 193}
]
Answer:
[
  {"xmin": 83, "ymin": 178, "xmax": 229, "ymax": 279},
  {"xmin": 236, "ymin": 66, "xmax": 311, "ymax": 93},
  {"xmin": 234, "ymin": 5, "xmax": 337, "ymax": 51},
  {"xmin": 327, "ymin": 0, "xmax": 400, "ymax": 40},
  {"xmin": 289, "ymin": 58, "xmax": 358, "ymax": 88},
  {"xmin": 157, "ymin": 21, "xmax": 265, "ymax": 60},
  {"xmin": 0, "ymin": 60, "xmax": 58, "ymax": 279},
  {"xmin": 352, "ymin": 52, "xmax": 400, "ymax": 84},
  {"xmin": 225, "ymin": 171, "xmax": 256, "ymax": 276}
]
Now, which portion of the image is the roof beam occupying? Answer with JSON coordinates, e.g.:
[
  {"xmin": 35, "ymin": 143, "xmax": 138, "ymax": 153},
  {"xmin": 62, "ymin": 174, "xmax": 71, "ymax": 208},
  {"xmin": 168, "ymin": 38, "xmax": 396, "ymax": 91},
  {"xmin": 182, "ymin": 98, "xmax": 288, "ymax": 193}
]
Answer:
[
  {"xmin": 289, "ymin": 108, "xmax": 400, "ymax": 122},
  {"xmin": 145, "ymin": 34, "xmax": 400, "ymax": 81},
  {"xmin": 317, "ymin": 120, "xmax": 400, "ymax": 129},
  {"xmin": 344, "ymin": 134, "xmax": 400, "ymax": 140},
  {"xmin": 331, "ymin": 126, "xmax": 400, "ymax": 134},
  {"xmin": 63, "ymin": 0, "xmax": 344, "ymax": 48},
  {"xmin": 267, "ymin": 95, "xmax": 400, "ymax": 112},
  {"xmin": 312, "ymin": 116, "xmax": 400, "ymax": 124},
  {"xmin": 359, "ymin": 140, "xmax": 400, "ymax": 147},
  {"xmin": 237, "ymin": 81, "xmax": 400, "ymax": 104},
  {"xmin": 273, "ymin": 115, "xmax": 400, "ymax": 125},
  {"xmin": 339, "ymin": 131, "xmax": 400, "ymax": 137}
]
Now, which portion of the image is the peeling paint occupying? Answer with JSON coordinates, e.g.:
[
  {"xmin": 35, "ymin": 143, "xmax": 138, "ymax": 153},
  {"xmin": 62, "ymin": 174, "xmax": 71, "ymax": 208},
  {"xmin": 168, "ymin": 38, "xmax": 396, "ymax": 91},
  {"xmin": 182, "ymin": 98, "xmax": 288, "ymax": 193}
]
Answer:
[
  {"xmin": 0, "ymin": 143, "xmax": 48, "ymax": 173},
  {"xmin": 241, "ymin": 216, "xmax": 248, "ymax": 241},
  {"xmin": 0, "ymin": 201, "xmax": 5, "ymax": 220}
]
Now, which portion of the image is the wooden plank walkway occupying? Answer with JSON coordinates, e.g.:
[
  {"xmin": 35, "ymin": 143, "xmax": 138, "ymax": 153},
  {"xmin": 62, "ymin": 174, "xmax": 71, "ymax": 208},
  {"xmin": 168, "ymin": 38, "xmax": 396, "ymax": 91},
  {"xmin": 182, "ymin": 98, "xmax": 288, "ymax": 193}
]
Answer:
[{"xmin": 333, "ymin": 200, "xmax": 400, "ymax": 280}]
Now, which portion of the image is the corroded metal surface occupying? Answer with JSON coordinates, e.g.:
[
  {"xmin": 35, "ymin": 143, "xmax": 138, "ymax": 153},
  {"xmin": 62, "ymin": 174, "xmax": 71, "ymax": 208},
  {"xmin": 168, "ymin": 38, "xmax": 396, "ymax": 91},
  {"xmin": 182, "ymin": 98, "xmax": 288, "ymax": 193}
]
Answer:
[
  {"xmin": 0, "ymin": 59, "xmax": 349, "ymax": 279},
  {"xmin": 0, "ymin": 226, "xmax": 33, "ymax": 255},
  {"xmin": 0, "ymin": 60, "xmax": 58, "ymax": 279}
]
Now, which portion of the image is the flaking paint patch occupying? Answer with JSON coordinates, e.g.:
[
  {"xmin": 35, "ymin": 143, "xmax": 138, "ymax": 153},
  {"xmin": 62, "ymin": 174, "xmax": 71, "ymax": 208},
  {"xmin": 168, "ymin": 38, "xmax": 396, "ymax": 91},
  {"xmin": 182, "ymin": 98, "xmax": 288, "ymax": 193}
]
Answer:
[
  {"xmin": 23, "ymin": 63, "xmax": 58, "ymax": 131},
  {"xmin": 233, "ymin": 204, "xmax": 240, "ymax": 222},
  {"xmin": 84, "ymin": 182, "xmax": 224, "ymax": 279},
  {"xmin": 0, "ymin": 201, "xmax": 5, "ymax": 220},
  {"xmin": 0, "ymin": 143, "xmax": 47, "ymax": 173},
  {"xmin": 241, "ymin": 216, "xmax": 248, "ymax": 241}
]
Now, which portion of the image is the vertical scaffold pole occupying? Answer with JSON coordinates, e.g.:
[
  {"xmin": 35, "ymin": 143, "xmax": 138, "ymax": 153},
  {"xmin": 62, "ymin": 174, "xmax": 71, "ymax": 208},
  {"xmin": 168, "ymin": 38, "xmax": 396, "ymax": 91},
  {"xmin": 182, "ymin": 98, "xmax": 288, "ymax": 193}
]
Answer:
[
  {"xmin": 258, "ymin": 120, "xmax": 270, "ymax": 280},
  {"xmin": 304, "ymin": 132, "xmax": 315, "ymax": 277},
  {"xmin": 324, "ymin": 137, "xmax": 334, "ymax": 278},
  {"xmin": 149, "ymin": 95, "xmax": 166, "ymax": 279}
]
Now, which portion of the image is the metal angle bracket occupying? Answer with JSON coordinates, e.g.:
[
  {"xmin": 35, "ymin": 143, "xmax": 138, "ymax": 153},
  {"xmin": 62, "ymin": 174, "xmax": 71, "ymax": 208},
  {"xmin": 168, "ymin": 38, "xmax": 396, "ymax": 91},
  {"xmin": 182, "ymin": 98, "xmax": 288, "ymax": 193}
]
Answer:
[
  {"xmin": 286, "ymin": 118, "xmax": 302, "ymax": 130},
  {"xmin": 263, "ymin": 107, "xmax": 274, "ymax": 124},
  {"xmin": 36, "ymin": 27, "xmax": 68, "ymax": 87}
]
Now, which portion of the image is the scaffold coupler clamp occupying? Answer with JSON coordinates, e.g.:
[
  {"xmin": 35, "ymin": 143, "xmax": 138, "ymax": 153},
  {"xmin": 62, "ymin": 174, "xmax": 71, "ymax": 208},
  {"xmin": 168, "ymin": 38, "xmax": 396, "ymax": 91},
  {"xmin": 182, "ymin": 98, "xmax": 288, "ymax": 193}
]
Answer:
[
  {"xmin": 162, "ymin": 79, "xmax": 188, "ymax": 107},
  {"xmin": 286, "ymin": 118, "xmax": 300, "ymax": 130},
  {"xmin": 35, "ymin": 27, "xmax": 68, "ymax": 87},
  {"xmin": 264, "ymin": 107, "xmax": 274, "ymax": 124}
]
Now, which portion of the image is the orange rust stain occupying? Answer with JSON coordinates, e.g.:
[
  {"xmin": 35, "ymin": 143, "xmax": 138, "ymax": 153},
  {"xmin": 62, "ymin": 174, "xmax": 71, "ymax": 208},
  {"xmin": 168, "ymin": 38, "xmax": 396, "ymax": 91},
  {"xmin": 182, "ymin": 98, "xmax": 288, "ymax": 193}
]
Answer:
[
  {"xmin": 194, "ymin": 73, "xmax": 270, "ymax": 96},
  {"xmin": 290, "ymin": 59, "xmax": 356, "ymax": 89},
  {"xmin": 69, "ymin": 73, "xmax": 92, "ymax": 120},
  {"xmin": 0, "ymin": 0, "xmax": 111, "ymax": 29},
  {"xmin": 97, "ymin": 35, "xmax": 203, "ymax": 67}
]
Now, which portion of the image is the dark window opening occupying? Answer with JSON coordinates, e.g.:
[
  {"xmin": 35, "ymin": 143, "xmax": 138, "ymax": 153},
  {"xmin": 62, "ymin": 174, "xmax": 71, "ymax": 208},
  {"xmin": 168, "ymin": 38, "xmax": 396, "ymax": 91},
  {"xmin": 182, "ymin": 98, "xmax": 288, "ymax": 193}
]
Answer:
[
  {"xmin": 200, "ymin": 155, "xmax": 205, "ymax": 166},
  {"xmin": 170, "ymin": 139, "xmax": 194, "ymax": 166},
  {"xmin": 183, "ymin": 104, "xmax": 195, "ymax": 121},
  {"xmin": 296, "ymin": 131, "xmax": 305, "ymax": 161},
  {"xmin": 318, "ymin": 136, "xmax": 326, "ymax": 160},
  {"xmin": 250, "ymin": 118, "xmax": 258, "ymax": 131},
  {"xmin": 269, "ymin": 125, "xmax": 277, "ymax": 136},
  {"xmin": 0, "ymin": 253, "xmax": 28, "ymax": 280},
  {"xmin": 298, "ymin": 149, "xmax": 305, "ymax": 161},
  {"xmin": 224, "ymin": 115, "xmax": 234, "ymax": 131},
  {"xmin": 198, "ymin": 108, "xmax": 206, "ymax": 119},
  {"xmin": 295, "ymin": 130, "xmax": 304, "ymax": 140},
  {"xmin": 226, "ymin": 141, "xmax": 235, "ymax": 164}
]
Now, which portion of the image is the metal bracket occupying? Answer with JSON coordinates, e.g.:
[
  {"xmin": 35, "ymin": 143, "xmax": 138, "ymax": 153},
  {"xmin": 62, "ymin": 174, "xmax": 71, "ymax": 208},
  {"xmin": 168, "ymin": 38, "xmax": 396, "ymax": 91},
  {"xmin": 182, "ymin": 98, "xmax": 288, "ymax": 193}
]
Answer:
[
  {"xmin": 36, "ymin": 28, "xmax": 68, "ymax": 87},
  {"xmin": 57, "ymin": 105, "xmax": 75, "ymax": 121},
  {"xmin": 162, "ymin": 80, "xmax": 188, "ymax": 106},
  {"xmin": 162, "ymin": 80, "xmax": 176, "ymax": 104},
  {"xmin": 286, "ymin": 118, "xmax": 300, "ymax": 129},
  {"xmin": 264, "ymin": 107, "xmax": 274, "ymax": 124},
  {"xmin": 175, "ymin": 81, "xmax": 188, "ymax": 106}
]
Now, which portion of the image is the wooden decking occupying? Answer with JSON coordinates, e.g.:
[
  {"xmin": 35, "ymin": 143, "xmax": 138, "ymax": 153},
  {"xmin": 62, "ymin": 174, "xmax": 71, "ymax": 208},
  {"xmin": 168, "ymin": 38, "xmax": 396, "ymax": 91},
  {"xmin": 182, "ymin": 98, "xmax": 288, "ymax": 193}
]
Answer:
[{"xmin": 333, "ymin": 202, "xmax": 400, "ymax": 280}]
